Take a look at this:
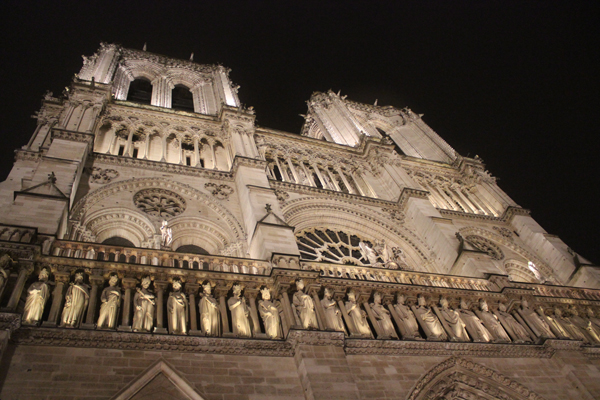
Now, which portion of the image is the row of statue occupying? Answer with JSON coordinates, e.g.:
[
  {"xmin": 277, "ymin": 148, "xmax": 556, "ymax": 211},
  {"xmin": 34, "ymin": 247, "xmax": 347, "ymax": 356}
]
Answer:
[{"xmin": 19, "ymin": 270, "xmax": 600, "ymax": 345}]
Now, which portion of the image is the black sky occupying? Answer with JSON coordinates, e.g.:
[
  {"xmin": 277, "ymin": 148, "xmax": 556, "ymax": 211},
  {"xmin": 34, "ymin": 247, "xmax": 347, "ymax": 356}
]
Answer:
[{"xmin": 1, "ymin": 1, "xmax": 598, "ymax": 264}]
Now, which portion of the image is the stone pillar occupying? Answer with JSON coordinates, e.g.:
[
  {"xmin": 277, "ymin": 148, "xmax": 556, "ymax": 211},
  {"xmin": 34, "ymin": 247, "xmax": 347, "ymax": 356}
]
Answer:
[
  {"xmin": 118, "ymin": 278, "xmax": 137, "ymax": 331},
  {"xmin": 154, "ymin": 281, "xmax": 168, "ymax": 334},
  {"xmin": 335, "ymin": 292, "xmax": 357, "ymax": 336},
  {"xmin": 42, "ymin": 271, "xmax": 70, "ymax": 327},
  {"xmin": 279, "ymin": 287, "xmax": 296, "ymax": 335},
  {"xmin": 5, "ymin": 264, "xmax": 33, "ymax": 311},
  {"xmin": 216, "ymin": 286, "xmax": 231, "ymax": 334},
  {"xmin": 193, "ymin": 136, "xmax": 200, "ymax": 167},
  {"xmin": 143, "ymin": 134, "xmax": 151, "ymax": 159},
  {"xmin": 186, "ymin": 283, "xmax": 200, "ymax": 335},
  {"xmin": 327, "ymin": 168, "xmax": 341, "ymax": 191},
  {"xmin": 178, "ymin": 137, "xmax": 184, "ymax": 165},
  {"xmin": 245, "ymin": 289, "xmax": 262, "ymax": 336},
  {"xmin": 274, "ymin": 156, "xmax": 286, "ymax": 181},
  {"xmin": 286, "ymin": 158, "xmax": 299, "ymax": 183},
  {"xmin": 211, "ymin": 143, "xmax": 217, "ymax": 169},
  {"xmin": 124, "ymin": 130, "xmax": 134, "ymax": 157},
  {"xmin": 160, "ymin": 135, "xmax": 167, "ymax": 162},
  {"xmin": 309, "ymin": 287, "xmax": 326, "ymax": 330},
  {"xmin": 336, "ymin": 167, "xmax": 355, "ymax": 194},
  {"xmin": 82, "ymin": 275, "xmax": 104, "ymax": 329}
]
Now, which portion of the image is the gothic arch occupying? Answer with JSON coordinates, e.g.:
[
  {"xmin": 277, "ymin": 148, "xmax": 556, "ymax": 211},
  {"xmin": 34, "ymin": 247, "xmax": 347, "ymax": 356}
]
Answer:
[
  {"xmin": 70, "ymin": 178, "xmax": 246, "ymax": 244},
  {"xmin": 283, "ymin": 197, "xmax": 438, "ymax": 272},
  {"xmin": 458, "ymin": 227, "xmax": 560, "ymax": 284},
  {"xmin": 81, "ymin": 208, "xmax": 156, "ymax": 247},
  {"xmin": 406, "ymin": 357, "xmax": 545, "ymax": 400},
  {"xmin": 167, "ymin": 216, "xmax": 237, "ymax": 256},
  {"xmin": 504, "ymin": 259, "xmax": 539, "ymax": 283}
]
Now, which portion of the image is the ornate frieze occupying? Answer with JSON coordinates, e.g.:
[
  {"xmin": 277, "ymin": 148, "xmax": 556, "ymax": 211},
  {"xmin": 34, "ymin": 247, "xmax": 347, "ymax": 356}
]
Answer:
[
  {"xmin": 89, "ymin": 167, "xmax": 119, "ymax": 184},
  {"xmin": 134, "ymin": 189, "xmax": 187, "ymax": 218},
  {"xmin": 204, "ymin": 183, "xmax": 234, "ymax": 200}
]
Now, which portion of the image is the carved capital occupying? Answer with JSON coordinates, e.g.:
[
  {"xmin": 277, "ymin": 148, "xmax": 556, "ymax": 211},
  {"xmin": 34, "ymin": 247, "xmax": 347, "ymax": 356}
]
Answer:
[{"xmin": 121, "ymin": 278, "xmax": 138, "ymax": 290}]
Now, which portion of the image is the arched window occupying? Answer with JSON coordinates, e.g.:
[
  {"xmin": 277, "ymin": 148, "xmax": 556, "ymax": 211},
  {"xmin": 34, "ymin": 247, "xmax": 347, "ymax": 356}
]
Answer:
[
  {"xmin": 102, "ymin": 237, "xmax": 136, "ymax": 247},
  {"xmin": 172, "ymin": 85, "xmax": 194, "ymax": 112},
  {"xmin": 127, "ymin": 78, "xmax": 152, "ymax": 105},
  {"xmin": 175, "ymin": 244, "xmax": 209, "ymax": 255}
]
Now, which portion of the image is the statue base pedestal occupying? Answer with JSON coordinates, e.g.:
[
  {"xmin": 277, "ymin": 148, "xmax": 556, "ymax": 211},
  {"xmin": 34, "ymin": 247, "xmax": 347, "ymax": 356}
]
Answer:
[
  {"xmin": 80, "ymin": 323, "xmax": 96, "ymax": 330},
  {"xmin": 222, "ymin": 332, "xmax": 236, "ymax": 338},
  {"xmin": 154, "ymin": 327, "xmax": 168, "ymax": 334},
  {"xmin": 117, "ymin": 325, "xmax": 132, "ymax": 332},
  {"xmin": 41, "ymin": 321, "xmax": 58, "ymax": 327},
  {"xmin": 253, "ymin": 332, "xmax": 269, "ymax": 339},
  {"xmin": 188, "ymin": 330, "xmax": 204, "ymax": 336}
]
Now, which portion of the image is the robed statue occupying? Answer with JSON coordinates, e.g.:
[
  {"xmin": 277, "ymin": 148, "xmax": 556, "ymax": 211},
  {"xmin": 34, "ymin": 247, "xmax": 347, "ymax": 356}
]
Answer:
[
  {"xmin": 258, "ymin": 287, "xmax": 282, "ymax": 339},
  {"xmin": 199, "ymin": 282, "xmax": 221, "ymax": 337},
  {"xmin": 321, "ymin": 287, "xmax": 346, "ymax": 333},
  {"xmin": 22, "ymin": 268, "xmax": 51, "ymax": 325},
  {"xmin": 438, "ymin": 297, "xmax": 469, "ymax": 342},
  {"xmin": 132, "ymin": 276, "xmax": 155, "ymax": 332},
  {"xmin": 97, "ymin": 273, "xmax": 121, "ymax": 329},
  {"xmin": 61, "ymin": 272, "xmax": 90, "ymax": 328},
  {"xmin": 413, "ymin": 294, "xmax": 447, "ymax": 340},
  {"xmin": 370, "ymin": 292, "xmax": 398, "ymax": 339},
  {"xmin": 167, "ymin": 278, "xmax": 188, "ymax": 335},
  {"xmin": 293, "ymin": 279, "xmax": 319, "ymax": 329},
  {"xmin": 228, "ymin": 283, "xmax": 252, "ymax": 338},
  {"xmin": 345, "ymin": 289, "xmax": 373, "ymax": 338},
  {"xmin": 393, "ymin": 293, "xmax": 422, "ymax": 340}
]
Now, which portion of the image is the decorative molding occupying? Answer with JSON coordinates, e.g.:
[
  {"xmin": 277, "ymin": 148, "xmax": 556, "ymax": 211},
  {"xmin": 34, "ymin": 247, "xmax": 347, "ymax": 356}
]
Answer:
[
  {"xmin": 204, "ymin": 183, "xmax": 234, "ymax": 200},
  {"xmin": 89, "ymin": 167, "xmax": 119, "ymax": 184}
]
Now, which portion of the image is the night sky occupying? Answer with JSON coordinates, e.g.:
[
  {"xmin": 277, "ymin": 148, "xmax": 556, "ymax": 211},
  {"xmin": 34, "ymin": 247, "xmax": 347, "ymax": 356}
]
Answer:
[{"xmin": 1, "ymin": 1, "xmax": 598, "ymax": 264}]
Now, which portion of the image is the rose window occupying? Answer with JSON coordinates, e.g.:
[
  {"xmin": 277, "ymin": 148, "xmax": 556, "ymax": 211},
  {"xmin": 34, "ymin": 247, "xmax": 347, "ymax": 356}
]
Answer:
[
  {"xmin": 296, "ymin": 228, "xmax": 376, "ymax": 266},
  {"xmin": 133, "ymin": 189, "xmax": 186, "ymax": 218}
]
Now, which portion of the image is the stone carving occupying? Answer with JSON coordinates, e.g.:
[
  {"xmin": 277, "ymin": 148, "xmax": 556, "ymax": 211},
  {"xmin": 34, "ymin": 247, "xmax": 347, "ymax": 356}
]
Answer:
[
  {"xmin": 167, "ymin": 278, "xmax": 188, "ymax": 335},
  {"xmin": 228, "ymin": 283, "xmax": 252, "ymax": 338},
  {"xmin": 258, "ymin": 287, "xmax": 282, "ymax": 339},
  {"xmin": 61, "ymin": 272, "xmax": 90, "ymax": 328},
  {"xmin": 97, "ymin": 273, "xmax": 121, "ymax": 329},
  {"xmin": 345, "ymin": 289, "xmax": 373, "ymax": 338},
  {"xmin": 457, "ymin": 298, "xmax": 492, "ymax": 342},
  {"xmin": 204, "ymin": 183, "xmax": 234, "ymax": 200},
  {"xmin": 413, "ymin": 295, "xmax": 447, "ymax": 340},
  {"xmin": 541, "ymin": 306, "xmax": 571, "ymax": 339},
  {"xmin": 132, "ymin": 276, "xmax": 155, "ymax": 332},
  {"xmin": 382, "ymin": 208, "xmax": 405, "ymax": 223},
  {"xmin": 199, "ymin": 281, "xmax": 221, "ymax": 337},
  {"xmin": 321, "ymin": 287, "xmax": 346, "ymax": 333},
  {"xmin": 134, "ymin": 188, "xmax": 186, "ymax": 217},
  {"xmin": 22, "ymin": 268, "xmax": 51, "ymax": 325},
  {"xmin": 492, "ymin": 226, "xmax": 513, "ymax": 238},
  {"xmin": 552, "ymin": 307, "xmax": 585, "ymax": 341},
  {"xmin": 0, "ymin": 254, "xmax": 10, "ymax": 295},
  {"xmin": 393, "ymin": 293, "xmax": 422, "ymax": 340},
  {"xmin": 464, "ymin": 235, "xmax": 504, "ymax": 260},
  {"xmin": 160, "ymin": 220, "xmax": 173, "ymax": 247},
  {"xmin": 370, "ymin": 292, "xmax": 398, "ymax": 339},
  {"xmin": 477, "ymin": 299, "xmax": 511, "ymax": 342},
  {"xmin": 586, "ymin": 308, "xmax": 600, "ymax": 332},
  {"xmin": 274, "ymin": 190, "xmax": 289, "ymax": 203},
  {"xmin": 517, "ymin": 298, "xmax": 555, "ymax": 339},
  {"xmin": 438, "ymin": 297, "xmax": 469, "ymax": 342},
  {"xmin": 569, "ymin": 306, "xmax": 600, "ymax": 343},
  {"xmin": 359, "ymin": 241, "xmax": 379, "ymax": 265},
  {"xmin": 372, "ymin": 240, "xmax": 400, "ymax": 269},
  {"xmin": 89, "ymin": 167, "xmax": 119, "ymax": 184},
  {"xmin": 496, "ymin": 303, "xmax": 531, "ymax": 343},
  {"xmin": 293, "ymin": 279, "xmax": 318, "ymax": 329}
]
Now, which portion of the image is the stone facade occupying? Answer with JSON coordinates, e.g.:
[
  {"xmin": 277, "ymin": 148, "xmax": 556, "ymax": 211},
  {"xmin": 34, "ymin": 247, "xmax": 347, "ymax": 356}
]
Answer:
[{"xmin": 0, "ymin": 43, "xmax": 599, "ymax": 399}]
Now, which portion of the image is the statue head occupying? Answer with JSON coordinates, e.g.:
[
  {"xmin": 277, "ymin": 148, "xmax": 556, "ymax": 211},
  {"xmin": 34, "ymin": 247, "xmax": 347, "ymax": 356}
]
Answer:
[
  {"xmin": 396, "ymin": 293, "xmax": 406, "ymax": 305},
  {"xmin": 296, "ymin": 279, "xmax": 305, "ymax": 291},
  {"xmin": 172, "ymin": 278, "xmax": 182, "ymax": 291},
  {"xmin": 347, "ymin": 289, "xmax": 357, "ymax": 302},
  {"xmin": 479, "ymin": 299, "xmax": 489, "ymax": 312},
  {"xmin": 232, "ymin": 283, "xmax": 244, "ymax": 296},
  {"xmin": 570, "ymin": 305, "xmax": 579, "ymax": 317},
  {"xmin": 38, "ymin": 267, "xmax": 49, "ymax": 281},
  {"xmin": 141, "ymin": 276, "xmax": 152, "ymax": 289},
  {"xmin": 521, "ymin": 298, "xmax": 529, "ymax": 308},
  {"xmin": 439, "ymin": 296, "xmax": 449, "ymax": 309},
  {"xmin": 417, "ymin": 294, "xmax": 427, "ymax": 306},
  {"xmin": 498, "ymin": 302, "xmax": 507, "ymax": 312},
  {"xmin": 202, "ymin": 281, "xmax": 213, "ymax": 294},
  {"xmin": 459, "ymin": 298, "xmax": 469, "ymax": 310},
  {"xmin": 260, "ymin": 287, "xmax": 271, "ymax": 301},
  {"xmin": 587, "ymin": 307, "xmax": 595, "ymax": 318},
  {"xmin": 554, "ymin": 307, "xmax": 563, "ymax": 317},
  {"xmin": 108, "ymin": 273, "xmax": 119, "ymax": 287},
  {"xmin": 373, "ymin": 291, "xmax": 382, "ymax": 304},
  {"xmin": 74, "ymin": 271, "xmax": 84, "ymax": 283},
  {"xmin": 324, "ymin": 287, "xmax": 333, "ymax": 299}
]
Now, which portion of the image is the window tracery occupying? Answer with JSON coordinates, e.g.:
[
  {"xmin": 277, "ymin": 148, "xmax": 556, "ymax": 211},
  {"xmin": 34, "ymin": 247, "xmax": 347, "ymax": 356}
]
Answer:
[
  {"xmin": 133, "ymin": 189, "xmax": 187, "ymax": 218},
  {"xmin": 464, "ymin": 235, "xmax": 504, "ymax": 260},
  {"xmin": 296, "ymin": 228, "xmax": 378, "ymax": 266}
]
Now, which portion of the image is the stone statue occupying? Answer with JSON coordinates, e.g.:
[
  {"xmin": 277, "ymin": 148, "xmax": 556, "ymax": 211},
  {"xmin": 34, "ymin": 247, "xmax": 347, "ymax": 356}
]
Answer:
[
  {"xmin": 293, "ymin": 279, "xmax": 318, "ymax": 329},
  {"xmin": 258, "ymin": 287, "xmax": 282, "ymax": 339},
  {"xmin": 477, "ymin": 299, "xmax": 511, "ymax": 342},
  {"xmin": 22, "ymin": 268, "xmax": 51, "ymax": 325},
  {"xmin": 553, "ymin": 307, "xmax": 585, "ymax": 341},
  {"xmin": 160, "ymin": 220, "xmax": 173, "ymax": 247},
  {"xmin": 296, "ymin": 166, "xmax": 310, "ymax": 185},
  {"xmin": 359, "ymin": 241, "xmax": 379, "ymax": 266},
  {"xmin": 391, "ymin": 247, "xmax": 408, "ymax": 269},
  {"xmin": 132, "ymin": 276, "xmax": 155, "ymax": 332},
  {"xmin": 541, "ymin": 305, "xmax": 571, "ymax": 339},
  {"xmin": 167, "ymin": 278, "xmax": 188, "ymax": 335},
  {"xmin": 496, "ymin": 303, "xmax": 531, "ymax": 343},
  {"xmin": 438, "ymin": 297, "xmax": 469, "ymax": 341},
  {"xmin": 586, "ymin": 308, "xmax": 600, "ymax": 332},
  {"xmin": 373, "ymin": 240, "xmax": 399, "ymax": 269},
  {"xmin": 569, "ymin": 306, "xmax": 600, "ymax": 343},
  {"xmin": 413, "ymin": 294, "xmax": 447, "ymax": 340},
  {"xmin": 0, "ymin": 254, "xmax": 12, "ymax": 294},
  {"xmin": 345, "ymin": 289, "xmax": 373, "ymax": 338},
  {"xmin": 199, "ymin": 282, "xmax": 221, "ymax": 336},
  {"xmin": 370, "ymin": 292, "xmax": 398, "ymax": 339},
  {"xmin": 458, "ymin": 299, "xmax": 492, "ymax": 342},
  {"xmin": 321, "ymin": 287, "xmax": 346, "ymax": 333},
  {"xmin": 393, "ymin": 293, "xmax": 422, "ymax": 339},
  {"xmin": 97, "ymin": 273, "xmax": 121, "ymax": 329},
  {"xmin": 61, "ymin": 272, "xmax": 90, "ymax": 328},
  {"xmin": 518, "ymin": 298, "xmax": 555, "ymax": 339},
  {"xmin": 228, "ymin": 283, "xmax": 252, "ymax": 338}
]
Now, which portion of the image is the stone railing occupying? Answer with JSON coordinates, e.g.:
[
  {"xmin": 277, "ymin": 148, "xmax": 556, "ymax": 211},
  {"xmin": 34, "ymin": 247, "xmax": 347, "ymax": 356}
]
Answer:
[
  {"xmin": 301, "ymin": 261, "xmax": 497, "ymax": 292},
  {"xmin": 50, "ymin": 240, "xmax": 271, "ymax": 275}
]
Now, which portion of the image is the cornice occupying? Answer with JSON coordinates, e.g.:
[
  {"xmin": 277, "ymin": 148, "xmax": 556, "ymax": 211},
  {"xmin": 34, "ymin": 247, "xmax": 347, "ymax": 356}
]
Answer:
[
  {"xmin": 439, "ymin": 206, "xmax": 530, "ymax": 223},
  {"xmin": 107, "ymin": 102, "xmax": 219, "ymax": 127}
]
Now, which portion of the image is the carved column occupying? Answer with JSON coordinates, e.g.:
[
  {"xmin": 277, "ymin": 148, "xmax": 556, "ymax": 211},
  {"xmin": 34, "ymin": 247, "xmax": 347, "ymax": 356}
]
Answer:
[
  {"xmin": 336, "ymin": 167, "xmax": 355, "ymax": 194},
  {"xmin": 245, "ymin": 289, "xmax": 262, "ymax": 336},
  {"xmin": 311, "ymin": 162, "xmax": 327, "ymax": 188},
  {"xmin": 118, "ymin": 278, "xmax": 137, "ymax": 331},
  {"xmin": 5, "ymin": 264, "xmax": 34, "ymax": 311},
  {"xmin": 285, "ymin": 158, "xmax": 299, "ymax": 183},
  {"xmin": 193, "ymin": 136, "xmax": 200, "ymax": 167},
  {"xmin": 143, "ymin": 134, "xmax": 151, "ymax": 159},
  {"xmin": 301, "ymin": 162, "xmax": 316, "ymax": 186},
  {"xmin": 362, "ymin": 301, "xmax": 383, "ymax": 339},
  {"xmin": 42, "ymin": 271, "xmax": 70, "ymax": 327},
  {"xmin": 310, "ymin": 287, "xmax": 326, "ymax": 330},
  {"xmin": 279, "ymin": 286, "xmax": 296, "ymax": 335},
  {"xmin": 154, "ymin": 281, "xmax": 168, "ymax": 334},
  {"xmin": 274, "ymin": 156, "xmax": 286, "ymax": 181},
  {"xmin": 335, "ymin": 292, "xmax": 357, "ymax": 336},
  {"xmin": 82, "ymin": 275, "xmax": 104, "ymax": 329},
  {"xmin": 215, "ymin": 285, "xmax": 231, "ymax": 335},
  {"xmin": 210, "ymin": 143, "xmax": 217, "ymax": 169},
  {"xmin": 327, "ymin": 168, "xmax": 341, "ymax": 191},
  {"xmin": 124, "ymin": 130, "xmax": 134, "ymax": 157},
  {"xmin": 186, "ymin": 283, "xmax": 200, "ymax": 334},
  {"xmin": 178, "ymin": 137, "xmax": 184, "ymax": 165},
  {"xmin": 160, "ymin": 135, "xmax": 167, "ymax": 162}
]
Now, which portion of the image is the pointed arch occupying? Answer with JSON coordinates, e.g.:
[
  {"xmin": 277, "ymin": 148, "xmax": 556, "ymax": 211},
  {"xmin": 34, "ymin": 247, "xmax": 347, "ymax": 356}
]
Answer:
[{"xmin": 406, "ymin": 357, "xmax": 546, "ymax": 400}]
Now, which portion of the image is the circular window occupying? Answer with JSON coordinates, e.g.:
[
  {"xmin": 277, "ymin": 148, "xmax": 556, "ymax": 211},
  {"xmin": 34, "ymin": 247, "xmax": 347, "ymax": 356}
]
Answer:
[
  {"xmin": 296, "ymin": 228, "xmax": 375, "ymax": 266},
  {"xmin": 133, "ymin": 189, "xmax": 186, "ymax": 218}
]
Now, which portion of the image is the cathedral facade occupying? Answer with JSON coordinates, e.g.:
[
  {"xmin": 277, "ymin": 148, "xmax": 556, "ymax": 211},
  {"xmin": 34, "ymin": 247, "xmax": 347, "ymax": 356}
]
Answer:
[{"xmin": 0, "ymin": 43, "xmax": 599, "ymax": 399}]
